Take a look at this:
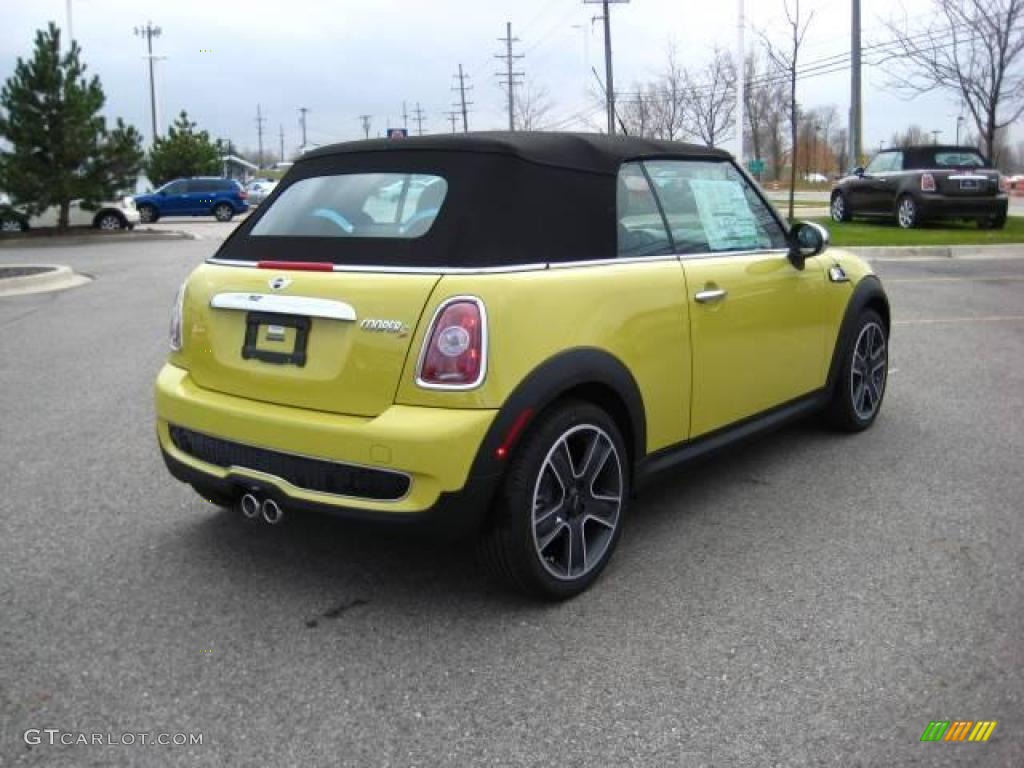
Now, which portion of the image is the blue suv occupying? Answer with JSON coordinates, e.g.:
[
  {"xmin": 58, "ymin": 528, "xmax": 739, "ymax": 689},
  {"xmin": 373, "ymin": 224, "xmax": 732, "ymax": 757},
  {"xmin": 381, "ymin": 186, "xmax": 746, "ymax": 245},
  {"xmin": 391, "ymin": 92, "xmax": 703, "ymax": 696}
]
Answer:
[{"xmin": 135, "ymin": 177, "xmax": 249, "ymax": 223}]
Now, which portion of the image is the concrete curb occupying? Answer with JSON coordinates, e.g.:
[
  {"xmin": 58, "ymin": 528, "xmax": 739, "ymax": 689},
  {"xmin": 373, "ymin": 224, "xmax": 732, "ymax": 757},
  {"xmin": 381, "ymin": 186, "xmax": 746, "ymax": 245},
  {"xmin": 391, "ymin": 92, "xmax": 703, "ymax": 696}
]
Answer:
[
  {"xmin": 0, "ymin": 264, "xmax": 92, "ymax": 297},
  {"xmin": 846, "ymin": 243, "xmax": 1024, "ymax": 260},
  {"xmin": 0, "ymin": 228, "xmax": 195, "ymax": 248}
]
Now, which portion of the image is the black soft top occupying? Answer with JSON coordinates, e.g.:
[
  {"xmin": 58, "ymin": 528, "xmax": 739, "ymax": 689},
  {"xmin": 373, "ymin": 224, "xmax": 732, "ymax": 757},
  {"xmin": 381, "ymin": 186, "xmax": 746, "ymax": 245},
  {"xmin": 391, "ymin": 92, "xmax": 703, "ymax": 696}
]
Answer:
[
  {"xmin": 217, "ymin": 132, "xmax": 735, "ymax": 268},
  {"xmin": 302, "ymin": 132, "xmax": 730, "ymax": 176}
]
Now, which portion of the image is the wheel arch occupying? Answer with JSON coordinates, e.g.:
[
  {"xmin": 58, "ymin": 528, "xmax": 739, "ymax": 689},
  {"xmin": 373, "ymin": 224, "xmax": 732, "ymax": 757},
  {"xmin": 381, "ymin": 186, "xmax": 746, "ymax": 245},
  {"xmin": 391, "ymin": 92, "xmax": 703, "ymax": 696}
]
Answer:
[
  {"xmin": 92, "ymin": 208, "xmax": 126, "ymax": 228},
  {"xmin": 469, "ymin": 347, "xmax": 647, "ymax": 483},
  {"xmin": 826, "ymin": 275, "xmax": 890, "ymax": 394}
]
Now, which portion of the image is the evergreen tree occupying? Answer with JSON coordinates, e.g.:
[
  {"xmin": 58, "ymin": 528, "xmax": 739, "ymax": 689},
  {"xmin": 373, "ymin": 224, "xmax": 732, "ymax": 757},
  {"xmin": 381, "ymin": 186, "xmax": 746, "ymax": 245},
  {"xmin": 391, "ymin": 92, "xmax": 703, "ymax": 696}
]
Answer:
[
  {"xmin": 147, "ymin": 111, "xmax": 224, "ymax": 185},
  {"xmin": 0, "ymin": 23, "xmax": 144, "ymax": 229}
]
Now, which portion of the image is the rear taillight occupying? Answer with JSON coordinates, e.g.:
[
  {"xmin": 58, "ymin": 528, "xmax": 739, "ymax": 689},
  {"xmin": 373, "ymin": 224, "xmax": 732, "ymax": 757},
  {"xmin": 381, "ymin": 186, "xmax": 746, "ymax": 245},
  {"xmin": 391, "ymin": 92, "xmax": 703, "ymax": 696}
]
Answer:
[
  {"xmin": 999, "ymin": 175, "xmax": 1010, "ymax": 193},
  {"xmin": 239, "ymin": 189, "xmax": 248, "ymax": 199},
  {"xmin": 169, "ymin": 281, "xmax": 186, "ymax": 351},
  {"xmin": 921, "ymin": 173, "xmax": 936, "ymax": 192},
  {"xmin": 417, "ymin": 297, "xmax": 487, "ymax": 389}
]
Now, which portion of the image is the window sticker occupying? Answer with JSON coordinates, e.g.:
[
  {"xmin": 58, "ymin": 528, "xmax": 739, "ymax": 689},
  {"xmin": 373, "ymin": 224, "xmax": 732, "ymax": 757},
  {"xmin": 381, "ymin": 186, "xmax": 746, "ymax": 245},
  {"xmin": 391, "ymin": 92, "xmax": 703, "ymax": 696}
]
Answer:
[{"xmin": 688, "ymin": 178, "xmax": 760, "ymax": 251}]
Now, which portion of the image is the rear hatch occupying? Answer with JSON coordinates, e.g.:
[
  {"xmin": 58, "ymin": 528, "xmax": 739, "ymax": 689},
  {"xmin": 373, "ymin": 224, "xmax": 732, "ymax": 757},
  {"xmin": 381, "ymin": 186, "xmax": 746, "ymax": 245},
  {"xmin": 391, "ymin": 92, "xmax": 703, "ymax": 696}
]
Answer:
[
  {"xmin": 934, "ymin": 168, "xmax": 1001, "ymax": 198},
  {"xmin": 182, "ymin": 264, "xmax": 439, "ymax": 417}
]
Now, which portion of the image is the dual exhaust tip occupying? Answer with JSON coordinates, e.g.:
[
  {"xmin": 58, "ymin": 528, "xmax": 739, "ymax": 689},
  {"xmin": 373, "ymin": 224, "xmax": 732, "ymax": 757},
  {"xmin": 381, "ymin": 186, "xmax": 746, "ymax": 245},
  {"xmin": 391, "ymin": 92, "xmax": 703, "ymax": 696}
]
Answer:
[{"xmin": 240, "ymin": 492, "xmax": 284, "ymax": 525}]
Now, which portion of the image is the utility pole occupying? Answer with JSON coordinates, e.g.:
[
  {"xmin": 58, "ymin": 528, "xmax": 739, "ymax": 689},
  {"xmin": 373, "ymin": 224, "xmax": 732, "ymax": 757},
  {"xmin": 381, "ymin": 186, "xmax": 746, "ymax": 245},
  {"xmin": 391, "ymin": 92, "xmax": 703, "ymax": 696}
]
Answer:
[
  {"xmin": 359, "ymin": 114, "xmax": 372, "ymax": 139},
  {"xmin": 446, "ymin": 111, "xmax": 459, "ymax": 134},
  {"xmin": 402, "ymin": 101, "xmax": 409, "ymax": 129},
  {"xmin": 931, "ymin": 129, "xmax": 942, "ymax": 144},
  {"xmin": 453, "ymin": 63, "xmax": 473, "ymax": 132},
  {"xmin": 850, "ymin": 0, "xmax": 862, "ymax": 166},
  {"xmin": 255, "ymin": 104, "xmax": 266, "ymax": 168},
  {"xmin": 955, "ymin": 115, "xmax": 964, "ymax": 144},
  {"xmin": 412, "ymin": 102, "xmax": 426, "ymax": 136},
  {"xmin": 496, "ymin": 22, "xmax": 525, "ymax": 131},
  {"xmin": 584, "ymin": 1, "xmax": 629, "ymax": 135},
  {"xmin": 298, "ymin": 107, "xmax": 309, "ymax": 149},
  {"xmin": 134, "ymin": 22, "xmax": 163, "ymax": 142},
  {"xmin": 279, "ymin": 124, "xmax": 285, "ymax": 164},
  {"xmin": 735, "ymin": 0, "xmax": 745, "ymax": 161},
  {"xmin": 66, "ymin": 0, "xmax": 74, "ymax": 45}
]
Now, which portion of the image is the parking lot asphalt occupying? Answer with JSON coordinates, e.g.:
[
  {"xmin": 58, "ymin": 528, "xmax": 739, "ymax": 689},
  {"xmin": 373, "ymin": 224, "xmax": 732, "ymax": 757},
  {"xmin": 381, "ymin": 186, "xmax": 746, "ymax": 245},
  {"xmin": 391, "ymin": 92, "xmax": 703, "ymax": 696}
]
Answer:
[{"xmin": 1, "ymin": 235, "xmax": 1022, "ymax": 767}]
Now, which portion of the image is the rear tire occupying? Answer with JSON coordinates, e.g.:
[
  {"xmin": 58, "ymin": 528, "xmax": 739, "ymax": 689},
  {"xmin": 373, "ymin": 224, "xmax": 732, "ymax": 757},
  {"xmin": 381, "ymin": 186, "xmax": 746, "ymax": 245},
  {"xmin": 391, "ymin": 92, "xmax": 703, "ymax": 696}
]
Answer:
[
  {"xmin": 978, "ymin": 213, "xmax": 1006, "ymax": 230},
  {"xmin": 95, "ymin": 212, "xmax": 125, "ymax": 231},
  {"xmin": 213, "ymin": 203, "xmax": 234, "ymax": 222},
  {"xmin": 1, "ymin": 216, "xmax": 27, "ymax": 232},
  {"xmin": 830, "ymin": 192, "xmax": 852, "ymax": 222},
  {"xmin": 896, "ymin": 195, "xmax": 919, "ymax": 229},
  {"xmin": 478, "ymin": 400, "xmax": 629, "ymax": 600},
  {"xmin": 138, "ymin": 204, "xmax": 159, "ymax": 223},
  {"xmin": 824, "ymin": 309, "xmax": 889, "ymax": 432}
]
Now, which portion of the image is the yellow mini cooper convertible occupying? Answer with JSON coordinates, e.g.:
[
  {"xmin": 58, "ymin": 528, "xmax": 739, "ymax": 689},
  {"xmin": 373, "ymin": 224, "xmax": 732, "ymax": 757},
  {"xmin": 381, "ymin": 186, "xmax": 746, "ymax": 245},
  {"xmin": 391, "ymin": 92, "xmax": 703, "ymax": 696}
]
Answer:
[{"xmin": 156, "ymin": 133, "xmax": 889, "ymax": 599}]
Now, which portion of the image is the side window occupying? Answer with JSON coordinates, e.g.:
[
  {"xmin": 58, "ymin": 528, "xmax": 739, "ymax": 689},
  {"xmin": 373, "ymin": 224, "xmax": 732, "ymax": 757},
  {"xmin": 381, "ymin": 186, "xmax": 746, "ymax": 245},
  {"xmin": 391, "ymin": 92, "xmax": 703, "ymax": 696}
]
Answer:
[
  {"xmin": 865, "ymin": 154, "xmax": 889, "ymax": 174},
  {"xmin": 645, "ymin": 159, "xmax": 788, "ymax": 254},
  {"xmin": 191, "ymin": 180, "xmax": 215, "ymax": 193},
  {"xmin": 163, "ymin": 181, "xmax": 186, "ymax": 195},
  {"xmin": 887, "ymin": 152, "xmax": 904, "ymax": 172},
  {"xmin": 616, "ymin": 163, "xmax": 672, "ymax": 258}
]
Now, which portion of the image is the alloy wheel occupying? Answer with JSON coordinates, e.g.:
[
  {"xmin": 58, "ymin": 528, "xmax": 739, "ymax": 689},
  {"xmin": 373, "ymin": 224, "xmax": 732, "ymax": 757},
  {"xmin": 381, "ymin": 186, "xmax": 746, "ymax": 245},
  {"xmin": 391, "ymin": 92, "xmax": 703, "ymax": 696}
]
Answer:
[
  {"xmin": 531, "ymin": 424, "xmax": 622, "ymax": 581},
  {"xmin": 1, "ymin": 219, "xmax": 23, "ymax": 232},
  {"xmin": 138, "ymin": 206, "xmax": 155, "ymax": 223},
  {"xmin": 831, "ymin": 196, "xmax": 845, "ymax": 222},
  {"xmin": 850, "ymin": 321, "xmax": 887, "ymax": 421},
  {"xmin": 98, "ymin": 214, "xmax": 121, "ymax": 230},
  {"xmin": 897, "ymin": 198, "xmax": 916, "ymax": 229}
]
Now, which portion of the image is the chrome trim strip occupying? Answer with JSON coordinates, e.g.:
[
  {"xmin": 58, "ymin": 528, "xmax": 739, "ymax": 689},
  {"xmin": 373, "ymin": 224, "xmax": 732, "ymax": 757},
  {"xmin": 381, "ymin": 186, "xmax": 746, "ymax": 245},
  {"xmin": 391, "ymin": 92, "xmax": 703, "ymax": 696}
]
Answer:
[
  {"xmin": 210, "ymin": 292, "xmax": 357, "ymax": 321},
  {"xmin": 171, "ymin": 425, "xmax": 412, "ymax": 503},
  {"xmin": 948, "ymin": 174, "xmax": 990, "ymax": 181},
  {"xmin": 206, "ymin": 247, "xmax": 794, "ymax": 273},
  {"xmin": 414, "ymin": 295, "xmax": 488, "ymax": 391},
  {"xmin": 547, "ymin": 254, "xmax": 680, "ymax": 269},
  {"xmin": 677, "ymin": 247, "xmax": 791, "ymax": 262}
]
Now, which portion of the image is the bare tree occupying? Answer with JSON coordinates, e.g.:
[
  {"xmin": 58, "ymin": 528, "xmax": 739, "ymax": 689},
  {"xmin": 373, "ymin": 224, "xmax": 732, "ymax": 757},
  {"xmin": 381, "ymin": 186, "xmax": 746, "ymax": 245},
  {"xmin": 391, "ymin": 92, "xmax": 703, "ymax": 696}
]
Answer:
[
  {"xmin": 682, "ymin": 46, "xmax": 737, "ymax": 147},
  {"xmin": 885, "ymin": 0, "xmax": 1024, "ymax": 162},
  {"xmin": 743, "ymin": 52, "xmax": 780, "ymax": 174},
  {"xmin": 514, "ymin": 81, "xmax": 554, "ymax": 131},
  {"xmin": 761, "ymin": 0, "xmax": 815, "ymax": 220},
  {"xmin": 831, "ymin": 126, "xmax": 850, "ymax": 175},
  {"xmin": 620, "ymin": 82, "xmax": 660, "ymax": 137},
  {"xmin": 647, "ymin": 42, "xmax": 687, "ymax": 140},
  {"xmin": 890, "ymin": 124, "xmax": 932, "ymax": 147}
]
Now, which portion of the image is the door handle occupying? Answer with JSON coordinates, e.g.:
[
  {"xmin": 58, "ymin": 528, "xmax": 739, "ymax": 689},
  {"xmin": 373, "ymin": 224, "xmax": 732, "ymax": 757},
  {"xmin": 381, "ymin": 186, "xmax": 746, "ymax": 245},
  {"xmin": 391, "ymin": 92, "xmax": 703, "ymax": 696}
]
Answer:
[{"xmin": 695, "ymin": 288, "xmax": 728, "ymax": 303}]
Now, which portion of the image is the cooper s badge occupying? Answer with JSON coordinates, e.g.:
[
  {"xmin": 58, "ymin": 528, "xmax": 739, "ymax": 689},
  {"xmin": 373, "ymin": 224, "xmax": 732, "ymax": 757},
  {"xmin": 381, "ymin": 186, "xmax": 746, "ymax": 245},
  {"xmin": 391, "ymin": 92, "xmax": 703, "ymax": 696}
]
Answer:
[{"xmin": 360, "ymin": 318, "xmax": 410, "ymax": 336}]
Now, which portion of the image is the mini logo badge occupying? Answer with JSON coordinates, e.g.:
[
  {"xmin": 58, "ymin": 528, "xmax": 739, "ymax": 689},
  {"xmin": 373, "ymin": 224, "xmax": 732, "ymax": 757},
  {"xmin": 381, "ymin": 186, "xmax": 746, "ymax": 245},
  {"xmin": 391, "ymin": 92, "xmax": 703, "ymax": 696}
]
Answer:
[{"xmin": 269, "ymin": 277, "xmax": 292, "ymax": 291}]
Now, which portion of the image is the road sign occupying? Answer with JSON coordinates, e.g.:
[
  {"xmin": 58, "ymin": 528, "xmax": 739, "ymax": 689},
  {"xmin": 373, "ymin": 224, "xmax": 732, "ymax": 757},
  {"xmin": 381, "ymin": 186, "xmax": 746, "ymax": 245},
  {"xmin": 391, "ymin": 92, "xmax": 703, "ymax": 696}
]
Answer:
[
  {"xmin": 747, "ymin": 159, "xmax": 766, "ymax": 175},
  {"xmin": 387, "ymin": 128, "xmax": 408, "ymax": 139}
]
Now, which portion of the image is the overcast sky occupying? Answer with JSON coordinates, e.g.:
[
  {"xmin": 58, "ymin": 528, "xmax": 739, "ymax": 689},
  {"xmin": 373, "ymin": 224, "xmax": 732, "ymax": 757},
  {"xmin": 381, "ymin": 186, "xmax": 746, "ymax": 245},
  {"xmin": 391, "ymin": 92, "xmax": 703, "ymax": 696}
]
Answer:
[{"xmin": 1, "ymin": 0, "xmax": 1009, "ymax": 159}]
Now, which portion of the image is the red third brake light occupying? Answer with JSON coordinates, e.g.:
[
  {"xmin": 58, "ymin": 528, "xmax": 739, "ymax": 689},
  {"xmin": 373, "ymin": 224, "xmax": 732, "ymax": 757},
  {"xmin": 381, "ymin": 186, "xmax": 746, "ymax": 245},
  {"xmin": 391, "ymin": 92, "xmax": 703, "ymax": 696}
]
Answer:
[
  {"xmin": 418, "ymin": 299, "xmax": 486, "ymax": 388},
  {"xmin": 921, "ymin": 173, "xmax": 936, "ymax": 192}
]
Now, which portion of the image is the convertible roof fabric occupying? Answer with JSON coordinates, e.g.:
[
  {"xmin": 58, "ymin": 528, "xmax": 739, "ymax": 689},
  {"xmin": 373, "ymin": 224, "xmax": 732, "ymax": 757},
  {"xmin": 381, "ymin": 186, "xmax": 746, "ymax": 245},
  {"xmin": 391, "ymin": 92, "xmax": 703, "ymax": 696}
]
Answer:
[
  {"xmin": 302, "ymin": 132, "xmax": 730, "ymax": 176},
  {"xmin": 217, "ymin": 132, "xmax": 734, "ymax": 268}
]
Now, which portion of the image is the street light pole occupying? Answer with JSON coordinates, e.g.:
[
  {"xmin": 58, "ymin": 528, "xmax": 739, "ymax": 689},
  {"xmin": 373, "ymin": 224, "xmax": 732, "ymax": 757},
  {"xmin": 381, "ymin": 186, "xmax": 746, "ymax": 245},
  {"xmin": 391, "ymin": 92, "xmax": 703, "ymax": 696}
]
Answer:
[{"xmin": 134, "ymin": 22, "xmax": 163, "ymax": 143}]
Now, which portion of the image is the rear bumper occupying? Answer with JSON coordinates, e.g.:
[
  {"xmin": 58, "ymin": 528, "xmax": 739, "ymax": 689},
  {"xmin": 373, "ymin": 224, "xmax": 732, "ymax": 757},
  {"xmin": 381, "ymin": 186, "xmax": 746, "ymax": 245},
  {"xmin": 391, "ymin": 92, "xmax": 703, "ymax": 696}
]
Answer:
[
  {"xmin": 155, "ymin": 363, "xmax": 500, "ymax": 533},
  {"xmin": 918, "ymin": 194, "xmax": 1008, "ymax": 219}
]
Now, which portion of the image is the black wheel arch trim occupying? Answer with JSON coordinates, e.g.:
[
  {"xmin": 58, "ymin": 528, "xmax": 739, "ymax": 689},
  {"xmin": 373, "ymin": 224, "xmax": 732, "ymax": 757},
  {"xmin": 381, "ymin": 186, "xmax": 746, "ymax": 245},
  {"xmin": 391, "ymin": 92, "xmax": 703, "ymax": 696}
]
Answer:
[
  {"xmin": 468, "ymin": 347, "xmax": 648, "ymax": 481},
  {"xmin": 825, "ymin": 275, "xmax": 890, "ymax": 394}
]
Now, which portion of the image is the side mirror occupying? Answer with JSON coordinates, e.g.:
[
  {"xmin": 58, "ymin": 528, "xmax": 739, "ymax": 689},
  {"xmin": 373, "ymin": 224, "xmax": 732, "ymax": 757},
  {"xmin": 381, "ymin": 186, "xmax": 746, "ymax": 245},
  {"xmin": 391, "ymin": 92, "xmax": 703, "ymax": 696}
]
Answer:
[
  {"xmin": 853, "ymin": 166, "xmax": 865, "ymax": 177},
  {"xmin": 788, "ymin": 221, "xmax": 829, "ymax": 269}
]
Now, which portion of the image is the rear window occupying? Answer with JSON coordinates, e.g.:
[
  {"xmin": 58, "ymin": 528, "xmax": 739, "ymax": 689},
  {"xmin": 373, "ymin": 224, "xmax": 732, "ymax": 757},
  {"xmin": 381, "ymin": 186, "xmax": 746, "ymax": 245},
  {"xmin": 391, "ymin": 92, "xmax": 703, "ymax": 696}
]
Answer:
[
  {"xmin": 250, "ymin": 173, "xmax": 448, "ymax": 238},
  {"xmin": 933, "ymin": 151, "xmax": 986, "ymax": 168}
]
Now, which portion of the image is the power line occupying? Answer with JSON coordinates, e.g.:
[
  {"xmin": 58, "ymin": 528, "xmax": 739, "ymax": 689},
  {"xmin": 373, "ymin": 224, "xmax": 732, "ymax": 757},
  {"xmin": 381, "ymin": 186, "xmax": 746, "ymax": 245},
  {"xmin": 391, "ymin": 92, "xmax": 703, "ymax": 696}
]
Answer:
[
  {"xmin": 133, "ymin": 21, "xmax": 163, "ymax": 142},
  {"xmin": 255, "ymin": 104, "xmax": 266, "ymax": 168},
  {"xmin": 496, "ymin": 21, "xmax": 525, "ymax": 131},
  {"xmin": 298, "ymin": 107, "xmax": 309, "ymax": 149},
  {"xmin": 453, "ymin": 63, "xmax": 474, "ymax": 132},
  {"xmin": 412, "ymin": 102, "xmax": 426, "ymax": 135},
  {"xmin": 584, "ymin": 0, "xmax": 629, "ymax": 135}
]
